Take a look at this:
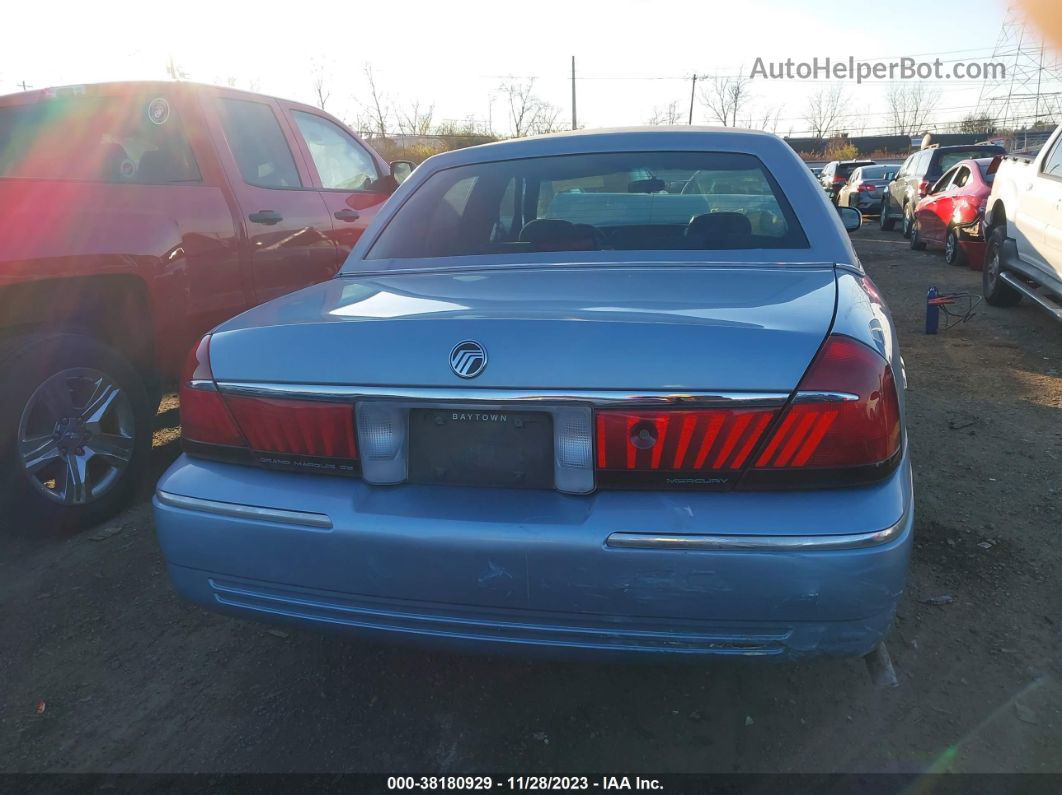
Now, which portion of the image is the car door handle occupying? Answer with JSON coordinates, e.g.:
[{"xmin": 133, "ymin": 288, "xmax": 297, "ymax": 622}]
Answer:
[
  {"xmin": 333, "ymin": 209, "xmax": 361, "ymax": 222},
  {"xmin": 248, "ymin": 210, "xmax": 283, "ymax": 225}
]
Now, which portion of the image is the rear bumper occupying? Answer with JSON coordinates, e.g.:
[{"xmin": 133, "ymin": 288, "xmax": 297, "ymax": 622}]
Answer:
[{"xmin": 154, "ymin": 455, "xmax": 914, "ymax": 661}]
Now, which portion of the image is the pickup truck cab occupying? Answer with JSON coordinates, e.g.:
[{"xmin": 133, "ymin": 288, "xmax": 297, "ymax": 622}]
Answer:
[
  {"xmin": 982, "ymin": 124, "xmax": 1062, "ymax": 319},
  {"xmin": 0, "ymin": 81, "xmax": 412, "ymax": 529}
]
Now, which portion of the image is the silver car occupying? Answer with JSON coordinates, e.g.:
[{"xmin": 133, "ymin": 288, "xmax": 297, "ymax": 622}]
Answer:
[{"xmin": 837, "ymin": 165, "xmax": 897, "ymax": 213}]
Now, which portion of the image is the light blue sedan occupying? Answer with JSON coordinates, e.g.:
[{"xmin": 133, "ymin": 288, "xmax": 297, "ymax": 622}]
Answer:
[{"xmin": 154, "ymin": 128, "xmax": 912, "ymax": 660}]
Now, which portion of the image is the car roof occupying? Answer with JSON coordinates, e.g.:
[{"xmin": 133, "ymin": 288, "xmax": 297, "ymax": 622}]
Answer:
[
  {"xmin": 419, "ymin": 126, "xmax": 783, "ymax": 169},
  {"xmin": 0, "ymin": 80, "xmax": 304, "ymax": 110}
]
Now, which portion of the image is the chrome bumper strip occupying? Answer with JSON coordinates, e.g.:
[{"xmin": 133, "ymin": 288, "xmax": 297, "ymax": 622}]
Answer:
[
  {"xmin": 156, "ymin": 491, "xmax": 333, "ymax": 529},
  {"xmin": 215, "ymin": 383, "xmax": 791, "ymax": 408},
  {"xmin": 606, "ymin": 510, "xmax": 907, "ymax": 551}
]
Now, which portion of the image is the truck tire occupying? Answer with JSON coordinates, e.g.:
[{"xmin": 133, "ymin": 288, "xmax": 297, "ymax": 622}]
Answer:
[
  {"xmin": 0, "ymin": 332, "xmax": 153, "ymax": 532},
  {"xmin": 944, "ymin": 228, "xmax": 966, "ymax": 267},
  {"xmin": 983, "ymin": 227, "xmax": 1022, "ymax": 308},
  {"xmin": 879, "ymin": 199, "xmax": 897, "ymax": 231}
]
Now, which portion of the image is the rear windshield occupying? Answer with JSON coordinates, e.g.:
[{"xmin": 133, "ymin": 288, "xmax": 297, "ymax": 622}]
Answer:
[
  {"xmin": 836, "ymin": 162, "xmax": 873, "ymax": 178},
  {"xmin": 366, "ymin": 151, "xmax": 808, "ymax": 261},
  {"xmin": 938, "ymin": 148, "xmax": 1004, "ymax": 172},
  {"xmin": 0, "ymin": 94, "xmax": 200, "ymax": 183},
  {"xmin": 857, "ymin": 166, "xmax": 892, "ymax": 179},
  {"xmin": 977, "ymin": 161, "xmax": 996, "ymax": 182}
]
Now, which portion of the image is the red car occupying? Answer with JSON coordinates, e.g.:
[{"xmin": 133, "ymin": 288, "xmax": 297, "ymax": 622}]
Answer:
[
  {"xmin": 0, "ymin": 82, "xmax": 412, "ymax": 528},
  {"xmin": 909, "ymin": 157, "xmax": 1000, "ymax": 269}
]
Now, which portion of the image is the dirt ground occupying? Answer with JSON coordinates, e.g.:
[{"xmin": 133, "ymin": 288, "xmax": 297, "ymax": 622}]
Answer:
[{"xmin": 1, "ymin": 225, "xmax": 1060, "ymax": 774}]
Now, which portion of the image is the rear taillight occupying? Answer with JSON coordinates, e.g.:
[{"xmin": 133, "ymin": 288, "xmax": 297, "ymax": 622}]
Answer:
[
  {"xmin": 857, "ymin": 182, "xmax": 876, "ymax": 192},
  {"xmin": 832, "ymin": 176, "xmax": 846, "ymax": 186},
  {"xmin": 594, "ymin": 408, "xmax": 777, "ymax": 489},
  {"xmin": 918, "ymin": 178, "xmax": 931, "ymax": 196},
  {"xmin": 742, "ymin": 335, "xmax": 901, "ymax": 488},
  {"xmin": 225, "ymin": 396, "xmax": 357, "ymax": 459},
  {"xmin": 179, "ymin": 335, "xmax": 246, "ymax": 448},
  {"xmin": 179, "ymin": 334, "xmax": 358, "ymax": 471},
  {"xmin": 592, "ymin": 335, "xmax": 901, "ymax": 491}
]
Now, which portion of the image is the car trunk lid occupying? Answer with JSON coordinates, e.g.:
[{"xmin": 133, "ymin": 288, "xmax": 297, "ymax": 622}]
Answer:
[{"xmin": 209, "ymin": 265, "xmax": 838, "ymax": 392}]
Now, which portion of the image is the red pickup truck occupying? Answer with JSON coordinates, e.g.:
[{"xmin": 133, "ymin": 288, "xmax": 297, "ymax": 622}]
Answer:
[{"xmin": 0, "ymin": 81, "xmax": 411, "ymax": 528}]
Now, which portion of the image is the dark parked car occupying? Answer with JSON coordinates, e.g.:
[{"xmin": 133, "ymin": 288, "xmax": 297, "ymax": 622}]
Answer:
[
  {"xmin": 880, "ymin": 143, "xmax": 1006, "ymax": 237},
  {"xmin": 819, "ymin": 159, "xmax": 875, "ymax": 204},
  {"xmin": 836, "ymin": 165, "xmax": 897, "ymax": 214}
]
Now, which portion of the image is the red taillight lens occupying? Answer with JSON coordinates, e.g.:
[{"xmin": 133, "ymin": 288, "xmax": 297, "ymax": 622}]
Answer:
[
  {"xmin": 225, "ymin": 396, "xmax": 358, "ymax": 460},
  {"xmin": 857, "ymin": 182, "xmax": 875, "ymax": 192},
  {"xmin": 594, "ymin": 408, "xmax": 776, "ymax": 488},
  {"xmin": 832, "ymin": 176, "xmax": 846, "ymax": 186},
  {"xmin": 918, "ymin": 178, "xmax": 930, "ymax": 196},
  {"xmin": 179, "ymin": 334, "xmax": 358, "ymax": 466},
  {"xmin": 178, "ymin": 336, "xmax": 247, "ymax": 447},
  {"xmin": 744, "ymin": 335, "xmax": 901, "ymax": 486}
]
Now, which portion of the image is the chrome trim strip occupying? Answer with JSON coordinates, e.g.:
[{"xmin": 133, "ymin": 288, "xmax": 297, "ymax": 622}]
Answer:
[
  {"xmin": 792, "ymin": 391, "xmax": 859, "ymax": 404},
  {"xmin": 156, "ymin": 490, "xmax": 333, "ymax": 529},
  {"xmin": 606, "ymin": 510, "xmax": 907, "ymax": 552},
  {"xmin": 187, "ymin": 379, "xmax": 217, "ymax": 392},
  {"xmin": 215, "ymin": 383, "xmax": 790, "ymax": 408}
]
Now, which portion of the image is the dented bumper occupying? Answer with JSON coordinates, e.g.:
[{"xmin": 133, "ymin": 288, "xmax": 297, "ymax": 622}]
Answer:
[{"xmin": 154, "ymin": 454, "xmax": 913, "ymax": 660}]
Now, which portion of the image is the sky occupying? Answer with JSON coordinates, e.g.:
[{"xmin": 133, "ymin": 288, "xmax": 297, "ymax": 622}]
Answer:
[{"xmin": 3, "ymin": 0, "xmax": 1058, "ymax": 137}]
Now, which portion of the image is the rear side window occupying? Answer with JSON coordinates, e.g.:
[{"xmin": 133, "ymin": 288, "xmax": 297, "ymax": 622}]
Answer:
[
  {"xmin": 217, "ymin": 98, "xmax": 301, "ymax": 189},
  {"xmin": 0, "ymin": 93, "xmax": 200, "ymax": 183},
  {"xmin": 938, "ymin": 148, "xmax": 1004, "ymax": 173},
  {"xmin": 292, "ymin": 111, "xmax": 378, "ymax": 191},
  {"xmin": 367, "ymin": 152, "xmax": 808, "ymax": 261}
]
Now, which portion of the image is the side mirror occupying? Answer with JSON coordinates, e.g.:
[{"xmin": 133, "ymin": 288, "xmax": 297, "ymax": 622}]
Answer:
[
  {"xmin": 390, "ymin": 160, "xmax": 414, "ymax": 185},
  {"xmin": 838, "ymin": 206, "xmax": 861, "ymax": 232}
]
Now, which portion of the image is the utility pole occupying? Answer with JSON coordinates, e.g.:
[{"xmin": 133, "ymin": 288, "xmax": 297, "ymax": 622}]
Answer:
[
  {"xmin": 17, "ymin": 80, "xmax": 31, "ymax": 91},
  {"xmin": 688, "ymin": 74, "xmax": 698, "ymax": 125},
  {"xmin": 571, "ymin": 56, "xmax": 577, "ymax": 131}
]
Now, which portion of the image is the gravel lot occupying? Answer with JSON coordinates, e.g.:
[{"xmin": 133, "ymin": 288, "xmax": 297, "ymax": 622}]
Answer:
[{"xmin": 2, "ymin": 226, "xmax": 1060, "ymax": 774}]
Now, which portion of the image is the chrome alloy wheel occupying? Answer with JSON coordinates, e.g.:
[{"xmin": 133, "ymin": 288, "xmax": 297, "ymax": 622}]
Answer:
[
  {"xmin": 17, "ymin": 368, "xmax": 135, "ymax": 505},
  {"xmin": 945, "ymin": 232, "xmax": 957, "ymax": 262}
]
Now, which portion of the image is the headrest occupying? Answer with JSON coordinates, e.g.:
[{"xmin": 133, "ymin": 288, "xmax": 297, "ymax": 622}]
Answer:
[
  {"xmin": 519, "ymin": 219, "xmax": 597, "ymax": 251},
  {"xmin": 685, "ymin": 212, "xmax": 752, "ymax": 243}
]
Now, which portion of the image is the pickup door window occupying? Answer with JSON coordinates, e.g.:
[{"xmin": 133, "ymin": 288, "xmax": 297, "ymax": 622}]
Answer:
[
  {"xmin": 215, "ymin": 96, "xmax": 338, "ymax": 303},
  {"xmin": 288, "ymin": 110, "xmax": 390, "ymax": 263}
]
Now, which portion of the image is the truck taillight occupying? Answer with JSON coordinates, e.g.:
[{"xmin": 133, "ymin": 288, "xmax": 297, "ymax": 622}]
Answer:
[
  {"xmin": 179, "ymin": 334, "xmax": 358, "ymax": 467},
  {"xmin": 741, "ymin": 335, "xmax": 901, "ymax": 488},
  {"xmin": 594, "ymin": 408, "xmax": 777, "ymax": 489}
]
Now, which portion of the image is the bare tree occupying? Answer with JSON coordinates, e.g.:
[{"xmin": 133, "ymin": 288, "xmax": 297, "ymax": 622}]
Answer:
[
  {"xmin": 647, "ymin": 101, "xmax": 682, "ymax": 125},
  {"xmin": 885, "ymin": 84, "xmax": 939, "ymax": 137},
  {"xmin": 741, "ymin": 104, "xmax": 783, "ymax": 133},
  {"xmin": 396, "ymin": 100, "xmax": 436, "ymax": 136},
  {"xmin": 312, "ymin": 64, "xmax": 330, "ymax": 111},
  {"xmin": 165, "ymin": 55, "xmax": 189, "ymax": 81},
  {"xmin": 359, "ymin": 64, "xmax": 390, "ymax": 138},
  {"xmin": 954, "ymin": 112, "xmax": 996, "ymax": 135},
  {"xmin": 498, "ymin": 78, "xmax": 559, "ymax": 137},
  {"xmin": 700, "ymin": 75, "xmax": 752, "ymax": 127},
  {"xmin": 804, "ymin": 86, "xmax": 847, "ymax": 138}
]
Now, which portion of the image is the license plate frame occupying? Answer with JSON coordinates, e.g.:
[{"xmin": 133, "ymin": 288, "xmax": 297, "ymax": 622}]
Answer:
[{"xmin": 408, "ymin": 408, "xmax": 554, "ymax": 489}]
